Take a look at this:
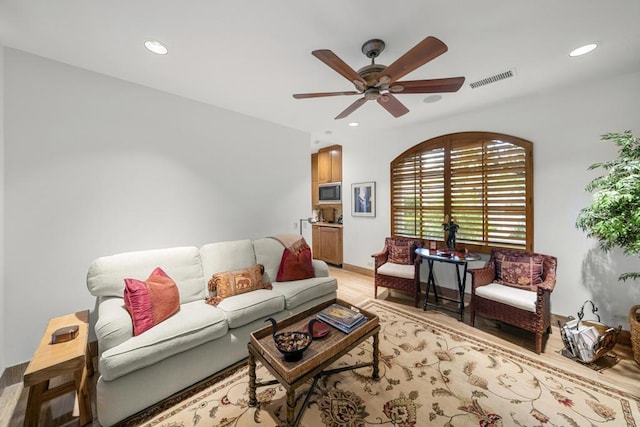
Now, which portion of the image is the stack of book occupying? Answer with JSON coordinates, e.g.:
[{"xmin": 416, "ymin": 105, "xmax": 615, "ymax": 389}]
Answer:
[{"xmin": 317, "ymin": 304, "xmax": 367, "ymax": 334}]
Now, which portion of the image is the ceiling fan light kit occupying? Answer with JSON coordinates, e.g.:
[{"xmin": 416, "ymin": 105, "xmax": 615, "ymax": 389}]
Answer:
[{"xmin": 293, "ymin": 36, "xmax": 465, "ymax": 119}]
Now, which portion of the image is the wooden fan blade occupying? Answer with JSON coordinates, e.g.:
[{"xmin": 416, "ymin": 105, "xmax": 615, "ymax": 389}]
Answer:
[
  {"xmin": 377, "ymin": 36, "xmax": 448, "ymax": 85},
  {"xmin": 293, "ymin": 91, "xmax": 360, "ymax": 99},
  {"xmin": 335, "ymin": 97, "xmax": 367, "ymax": 120},
  {"xmin": 377, "ymin": 94, "xmax": 409, "ymax": 118},
  {"xmin": 312, "ymin": 50, "xmax": 366, "ymax": 91},
  {"xmin": 390, "ymin": 77, "xmax": 465, "ymax": 94}
]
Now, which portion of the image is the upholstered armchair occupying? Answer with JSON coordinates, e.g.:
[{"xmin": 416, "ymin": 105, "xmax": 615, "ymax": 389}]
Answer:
[
  {"xmin": 468, "ymin": 248, "xmax": 557, "ymax": 354},
  {"xmin": 372, "ymin": 237, "xmax": 423, "ymax": 307}
]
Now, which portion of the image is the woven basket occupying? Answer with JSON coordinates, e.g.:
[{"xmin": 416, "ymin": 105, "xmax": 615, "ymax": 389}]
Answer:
[{"xmin": 630, "ymin": 305, "xmax": 640, "ymax": 365}]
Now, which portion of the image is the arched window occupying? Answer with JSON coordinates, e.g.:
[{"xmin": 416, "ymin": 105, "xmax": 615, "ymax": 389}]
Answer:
[{"xmin": 391, "ymin": 131, "xmax": 533, "ymax": 253}]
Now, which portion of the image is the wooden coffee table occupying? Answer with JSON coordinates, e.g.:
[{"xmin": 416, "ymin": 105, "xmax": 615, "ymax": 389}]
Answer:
[{"xmin": 248, "ymin": 299, "xmax": 380, "ymax": 427}]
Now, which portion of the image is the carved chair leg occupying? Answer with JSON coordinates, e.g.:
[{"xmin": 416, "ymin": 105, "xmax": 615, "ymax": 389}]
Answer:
[{"xmin": 535, "ymin": 333, "xmax": 543, "ymax": 354}]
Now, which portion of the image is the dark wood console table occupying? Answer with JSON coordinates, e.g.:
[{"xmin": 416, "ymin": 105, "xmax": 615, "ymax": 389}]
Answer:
[{"xmin": 416, "ymin": 248, "xmax": 480, "ymax": 321}]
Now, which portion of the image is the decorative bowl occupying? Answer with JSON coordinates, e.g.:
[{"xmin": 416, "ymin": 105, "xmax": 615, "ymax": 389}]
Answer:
[{"xmin": 266, "ymin": 317, "xmax": 316, "ymax": 362}]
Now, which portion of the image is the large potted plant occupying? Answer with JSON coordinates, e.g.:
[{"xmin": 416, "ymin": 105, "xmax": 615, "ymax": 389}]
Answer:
[{"xmin": 575, "ymin": 130, "xmax": 640, "ymax": 364}]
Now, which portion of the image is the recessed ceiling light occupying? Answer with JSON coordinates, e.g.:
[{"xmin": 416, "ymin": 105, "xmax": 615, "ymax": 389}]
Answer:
[
  {"xmin": 348, "ymin": 122, "xmax": 359, "ymax": 127},
  {"xmin": 423, "ymin": 95, "xmax": 442, "ymax": 103},
  {"xmin": 144, "ymin": 40, "xmax": 168, "ymax": 55},
  {"xmin": 569, "ymin": 43, "xmax": 597, "ymax": 57}
]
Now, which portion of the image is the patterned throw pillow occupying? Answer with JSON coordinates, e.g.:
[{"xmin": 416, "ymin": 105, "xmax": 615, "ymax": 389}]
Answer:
[
  {"xmin": 388, "ymin": 240, "xmax": 414, "ymax": 265},
  {"xmin": 124, "ymin": 267, "xmax": 180, "ymax": 336},
  {"xmin": 495, "ymin": 253, "xmax": 544, "ymax": 291},
  {"xmin": 205, "ymin": 264, "xmax": 272, "ymax": 306}
]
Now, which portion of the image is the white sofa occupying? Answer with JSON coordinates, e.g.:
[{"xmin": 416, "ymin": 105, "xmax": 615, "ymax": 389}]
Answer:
[{"xmin": 86, "ymin": 237, "xmax": 337, "ymax": 426}]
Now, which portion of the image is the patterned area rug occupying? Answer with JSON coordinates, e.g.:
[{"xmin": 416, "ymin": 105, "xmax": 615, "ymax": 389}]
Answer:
[{"xmin": 121, "ymin": 300, "xmax": 640, "ymax": 426}]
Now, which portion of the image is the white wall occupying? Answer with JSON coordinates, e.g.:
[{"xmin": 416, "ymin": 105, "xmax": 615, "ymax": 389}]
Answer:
[
  {"xmin": 0, "ymin": 43, "xmax": 5, "ymax": 373},
  {"xmin": 341, "ymin": 70, "xmax": 640, "ymax": 328},
  {"xmin": 3, "ymin": 48, "xmax": 311, "ymax": 366}
]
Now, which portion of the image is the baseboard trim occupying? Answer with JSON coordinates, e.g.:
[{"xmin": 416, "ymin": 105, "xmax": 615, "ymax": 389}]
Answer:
[{"xmin": 342, "ymin": 263, "xmax": 374, "ymax": 277}]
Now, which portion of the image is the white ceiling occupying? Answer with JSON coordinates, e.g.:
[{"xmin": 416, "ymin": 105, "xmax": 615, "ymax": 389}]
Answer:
[{"xmin": 1, "ymin": 1, "xmax": 639, "ymax": 147}]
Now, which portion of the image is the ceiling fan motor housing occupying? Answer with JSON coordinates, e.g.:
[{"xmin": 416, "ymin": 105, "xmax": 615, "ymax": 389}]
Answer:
[{"xmin": 357, "ymin": 63, "xmax": 387, "ymax": 87}]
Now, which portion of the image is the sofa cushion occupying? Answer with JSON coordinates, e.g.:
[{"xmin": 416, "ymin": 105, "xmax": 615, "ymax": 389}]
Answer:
[
  {"xmin": 277, "ymin": 246, "xmax": 315, "ymax": 282},
  {"xmin": 495, "ymin": 253, "xmax": 543, "ymax": 291},
  {"xmin": 200, "ymin": 240, "xmax": 257, "ymax": 282},
  {"xmin": 377, "ymin": 262, "xmax": 415, "ymax": 279},
  {"xmin": 124, "ymin": 267, "xmax": 180, "ymax": 336},
  {"xmin": 87, "ymin": 246, "xmax": 206, "ymax": 304},
  {"xmin": 475, "ymin": 282, "xmax": 537, "ymax": 313},
  {"xmin": 215, "ymin": 289, "xmax": 285, "ymax": 328},
  {"xmin": 252, "ymin": 237, "xmax": 286, "ymax": 283},
  {"xmin": 99, "ymin": 300, "xmax": 228, "ymax": 381},
  {"xmin": 271, "ymin": 276, "xmax": 338, "ymax": 310},
  {"xmin": 206, "ymin": 264, "xmax": 272, "ymax": 306}
]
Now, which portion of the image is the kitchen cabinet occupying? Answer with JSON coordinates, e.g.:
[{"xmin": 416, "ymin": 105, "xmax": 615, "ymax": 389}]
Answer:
[
  {"xmin": 318, "ymin": 145, "xmax": 342, "ymax": 184},
  {"xmin": 311, "ymin": 153, "xmax": 319, "ymax": 205},
  {"xmin": 312, "ymin": 224, "xmax": 343, "ymax": 266}
]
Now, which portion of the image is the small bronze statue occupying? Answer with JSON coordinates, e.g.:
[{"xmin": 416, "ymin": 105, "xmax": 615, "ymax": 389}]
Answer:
[{"xmin": 443, "ymin": 215, "xmax": 459, "ymax": 250}]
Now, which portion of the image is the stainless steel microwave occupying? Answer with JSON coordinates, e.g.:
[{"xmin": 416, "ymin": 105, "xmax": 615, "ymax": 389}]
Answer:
[{"xmin": 319, "ymin": 183, "xmax": 341, "ymax": 203}]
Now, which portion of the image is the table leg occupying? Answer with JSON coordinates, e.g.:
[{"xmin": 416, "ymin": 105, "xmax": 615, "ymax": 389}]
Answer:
[
  {"xmin": 23, "ymin": 381, "xmax": 47, "ymax": 427},
  {"xmin": 248, "ymin": 350, "xmax": 257, "ymax": 407},
  {"xmin": 372, "ymin": 332, "xmax": 380, "ymax": 380},
  {"xmin": 286, "ymin": 389, "xmax": 296, "ymax": 427},
  {"xmin": 423, "ymin": 259, "xmax": 437, "ymax": 310},
  {"xmin": 454, "ymin": 263, "xmax": 469, "ymax": 321},
  {"xmin": 74, "ymin": 366, "xmax": 92, "ymax": 426}
]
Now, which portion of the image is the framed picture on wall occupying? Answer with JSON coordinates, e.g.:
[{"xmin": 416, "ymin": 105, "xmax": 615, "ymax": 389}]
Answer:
[{"xmin": 351, "ymin": 182, "xmax": 375, "ymax": 217}]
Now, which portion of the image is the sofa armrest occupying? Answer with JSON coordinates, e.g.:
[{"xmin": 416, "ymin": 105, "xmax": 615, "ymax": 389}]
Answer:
[
  {"xmin": 312, "ymin": 259, "xmax": 330, "ymax": 277},
  {"xmin": 468, "ymin": 264, "xmax": 495, "ymax": 288},
  {"xmin": 95, "ymin": 296, "xmax": 133, "ymax": 354}
]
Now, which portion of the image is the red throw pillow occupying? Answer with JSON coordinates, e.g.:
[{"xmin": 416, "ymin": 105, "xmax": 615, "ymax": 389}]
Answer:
[
  {"xmin": 277, "ymin": 246, "xmax": 315, "ymax": 282},
  {"xmin": 124, "ymin": 267, "xmax": 180, "ymax": 336},
  {"xmin": 495, "ymin": 253, "xmax": 544, "ymax": 291}
]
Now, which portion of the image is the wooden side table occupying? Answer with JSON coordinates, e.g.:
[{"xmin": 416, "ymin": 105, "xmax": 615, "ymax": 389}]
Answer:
[{"xmin": 22, "ymin": 310, "xmax": 93, "ymax": 427}]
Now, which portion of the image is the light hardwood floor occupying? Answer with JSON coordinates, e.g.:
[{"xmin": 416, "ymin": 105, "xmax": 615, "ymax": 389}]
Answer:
[{"xmin": 2, "ymin": 266, "xmax": 639, "ymax": 426}]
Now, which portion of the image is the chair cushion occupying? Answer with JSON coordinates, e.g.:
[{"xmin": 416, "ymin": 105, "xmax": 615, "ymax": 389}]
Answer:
[
  {"xmin": 377, "ymin": 262, "xmax": 415, "ymax": 279},
  {"xmin": 495, "ymin": 253, "xmax": 543, "ymax": 291},
  {"xmin": 388, "ymin": 240, "xmax": 414, "ymax": 265},
  {"xmin": 475, "ymin": 282, "xmax": 537, "ymax": 313}
]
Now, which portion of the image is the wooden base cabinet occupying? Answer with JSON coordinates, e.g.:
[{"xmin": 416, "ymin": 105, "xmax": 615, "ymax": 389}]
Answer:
[{"xmin": 312, "ymin": 224, "xmax": 343, "ymax": 266}]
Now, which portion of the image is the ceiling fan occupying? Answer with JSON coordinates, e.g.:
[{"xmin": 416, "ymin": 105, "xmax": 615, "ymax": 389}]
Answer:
[{"xmin": 293, "ymin": 36, "xmax": 465, "ymax": 119}]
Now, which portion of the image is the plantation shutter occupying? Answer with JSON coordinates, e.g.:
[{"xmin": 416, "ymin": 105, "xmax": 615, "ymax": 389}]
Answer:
[
  {"xmin": 391, "ymin": 147, "xmax": 445, "ymax": 239},
  {"xmin": 390, "ymin": 132, "xmax": 532, "ymax": 253}
]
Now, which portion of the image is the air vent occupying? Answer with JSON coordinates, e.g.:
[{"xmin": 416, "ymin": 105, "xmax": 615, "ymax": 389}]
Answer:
[{"xmin": 469, "ymin": 69, "xmax": 516, "ymax": 89}]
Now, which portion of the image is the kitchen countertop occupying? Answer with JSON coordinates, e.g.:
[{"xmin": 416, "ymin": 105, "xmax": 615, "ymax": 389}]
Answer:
[{"xmin": 313, "ymin": 222, "xmax": 343, "ymax": 228}]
